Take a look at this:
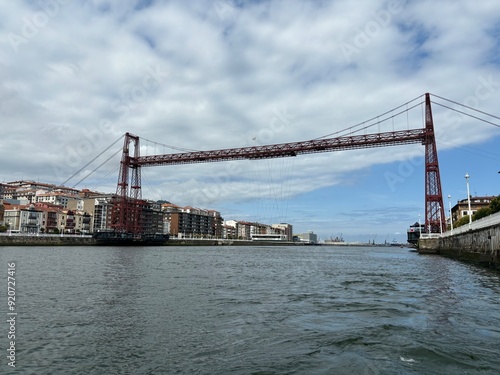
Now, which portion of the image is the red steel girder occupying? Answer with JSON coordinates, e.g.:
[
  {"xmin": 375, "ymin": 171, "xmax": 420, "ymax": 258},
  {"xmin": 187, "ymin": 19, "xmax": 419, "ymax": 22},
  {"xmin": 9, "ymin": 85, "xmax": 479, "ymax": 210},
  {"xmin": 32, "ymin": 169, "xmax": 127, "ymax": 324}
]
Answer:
[
  {"xmin": 424, "ymin": 93, "xmax": 446, "ymax": 233},
  {"xmin": 111, "ymin": 132, "xmax": 144, "ymax": 235},
  {"xmin": 137, "ymin": 128, "xmax": 427, "ymax": 167}
]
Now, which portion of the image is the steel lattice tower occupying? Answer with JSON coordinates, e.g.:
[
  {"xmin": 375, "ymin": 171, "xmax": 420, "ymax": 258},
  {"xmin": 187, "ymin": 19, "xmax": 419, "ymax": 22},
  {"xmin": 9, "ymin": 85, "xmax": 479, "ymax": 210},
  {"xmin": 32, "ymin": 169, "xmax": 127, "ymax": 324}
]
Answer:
[
  {"xmin": 424, "ymin": 93, "xmax": 446, "ymax": 233},
  {"xmin": 111, "ymin": 132, "xmax": 144, "ymax": 235}
]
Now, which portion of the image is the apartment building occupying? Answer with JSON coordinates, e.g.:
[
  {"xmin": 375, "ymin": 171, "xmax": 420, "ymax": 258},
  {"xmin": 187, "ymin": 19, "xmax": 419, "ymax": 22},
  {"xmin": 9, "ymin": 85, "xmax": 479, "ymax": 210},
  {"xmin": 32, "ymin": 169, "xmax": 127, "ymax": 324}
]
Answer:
[
  {"xmin": 222, "ymin": 220, "xmax": 292, "ymax": 240},
  {"xmin": 451, "ymin": 195, "xmax": 496, "ymax": 222},
  {"xmin": 0, "ymin": 184, "xmax": 16, "ymax": 200},
  {"xmin": 143, "ymin": 201, "xmax": 165, "ymax": 235},
  {"xmin": 3, "ymin": 204, "xmax": 44, "ymax": 234},
  {"xmin": 36, "ymin": 192, "xmax": 80, "ymax": 209},
  {"xmin": 89, "ymin": 196, "xmax": 114, "ymax": 232},
  {"xmin": 12, "ymin": 189, "xmax": 36, "ymax": 204},
  {"xmin": 0, "ymin": 201, "xmax": 4, "ymax": 226},
  {"xmin": 1, "ymin": 180, "xmax": 294, "ymax": 238},
  {"xmin": 296, "ymin": 230, "xmax": 318, "ymax": 244},
  {"xmin": 6, "ymin": 180, "xmax": 80, "ymax": 195},
  {"xmin": 222, "ymin": 224, "xmax": 237, "ymax": 239},
  {"xmin": 236, "ymin": 221, "xmax": 252, "ymax": 240},
  {"xmin": 164, "ymin": 204, "xmax": 222, "ymax": 238},
  {"xmin": 0, "ymin": 181, "xmax": 90, "ymax": 207},
  {"xmin": 33, "ymin": 202, "xmax": 62, "ymax": 233},
  {"xmin": 271, "ymin": 223, "xmax": 293, "ymax": 241},
  {"xmin": 208, "ymin": 210, "xmax": 224, "ymax": 239}
]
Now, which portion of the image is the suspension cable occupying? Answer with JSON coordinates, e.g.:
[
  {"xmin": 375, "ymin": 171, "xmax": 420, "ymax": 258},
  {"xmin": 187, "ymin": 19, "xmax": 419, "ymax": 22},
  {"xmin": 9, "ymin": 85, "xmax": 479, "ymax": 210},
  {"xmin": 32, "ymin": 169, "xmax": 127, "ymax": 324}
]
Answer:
[
  {"xmin": 71, "ymin": 147, "xmax": 123, "ymax": 188},
  {"xmin": 313, "ymin": 94, "xmax": 425, "ymax": 139},
  {"xmin": 436, "ymin": 137, "xmax": 500, "ymax": 161},
  {"xmin": 430, "ymin": 93, "xmax": 500, "ymax": 121},
  {"xmin": 431, "ymin": 102, "xmax": 500, "ymax": 129},
  {"xmin": 89, "ymin": 165, "xmax": 120, "ymax": 192},
  {"xmin": 60, "ymin": 134, "xmax": 124, "ymax": 186},
  {"xmin": 140, "ymin": 135, "xmax": 200, "ymax": 153}
]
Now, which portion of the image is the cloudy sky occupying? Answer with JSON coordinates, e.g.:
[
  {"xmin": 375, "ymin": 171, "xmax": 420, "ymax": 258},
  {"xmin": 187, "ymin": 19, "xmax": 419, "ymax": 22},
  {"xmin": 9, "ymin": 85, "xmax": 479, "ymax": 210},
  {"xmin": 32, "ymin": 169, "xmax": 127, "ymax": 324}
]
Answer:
[{"xmin": 1, "ymin": 0, "xmax": 500, "ymax": 242}]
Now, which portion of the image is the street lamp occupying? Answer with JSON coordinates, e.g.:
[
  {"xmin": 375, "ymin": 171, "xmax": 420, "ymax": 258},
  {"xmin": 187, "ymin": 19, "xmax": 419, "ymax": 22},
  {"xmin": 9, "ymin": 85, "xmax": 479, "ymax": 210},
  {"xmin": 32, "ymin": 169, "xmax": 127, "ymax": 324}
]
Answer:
[
  {"xmin": 448, "ymin": 194, "xmax": 453, "ymax": 235},
  {"xmin": 438, "ymin": 204, "xmax": 443, "ymax": 236},
  {"xmin": 465, "ymin": 173, "xmax": 472, "ymax": 228}
]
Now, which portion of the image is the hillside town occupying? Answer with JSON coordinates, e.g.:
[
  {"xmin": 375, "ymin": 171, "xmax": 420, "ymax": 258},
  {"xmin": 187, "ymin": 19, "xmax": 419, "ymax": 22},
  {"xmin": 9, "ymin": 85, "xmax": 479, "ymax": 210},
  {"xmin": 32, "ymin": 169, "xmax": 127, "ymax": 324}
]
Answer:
[{"xmin": 0, "ymin": 180, "xmax": 316, "ymax": 242}]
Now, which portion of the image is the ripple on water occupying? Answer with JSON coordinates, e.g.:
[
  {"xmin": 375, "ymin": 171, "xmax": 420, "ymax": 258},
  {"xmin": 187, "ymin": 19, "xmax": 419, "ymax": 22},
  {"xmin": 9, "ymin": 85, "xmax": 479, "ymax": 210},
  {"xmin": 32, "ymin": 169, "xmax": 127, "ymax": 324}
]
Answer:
[{"xmin": 1, "ymin": 245, "xmax": 500, "ymax": 374}]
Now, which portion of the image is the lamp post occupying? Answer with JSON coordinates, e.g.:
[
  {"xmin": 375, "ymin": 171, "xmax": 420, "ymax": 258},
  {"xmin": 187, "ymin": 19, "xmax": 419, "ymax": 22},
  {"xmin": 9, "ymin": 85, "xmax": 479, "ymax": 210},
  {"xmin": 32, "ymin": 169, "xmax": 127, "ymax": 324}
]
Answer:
[
  {"xmin": 438, "ymin": 204, "xmax": 443, "ymax": 236},
  {"xmin": 465, "ymin": 173, "xmax": 472, "ymax": 229},
  {"xmin": 448, "ymin": 194, "xmax": 453, "ymax": 235}
]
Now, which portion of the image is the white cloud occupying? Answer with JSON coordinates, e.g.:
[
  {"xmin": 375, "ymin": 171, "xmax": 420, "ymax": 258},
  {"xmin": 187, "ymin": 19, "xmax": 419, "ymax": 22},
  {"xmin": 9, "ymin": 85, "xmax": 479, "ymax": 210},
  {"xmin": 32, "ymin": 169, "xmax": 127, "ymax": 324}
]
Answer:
[{"xmin": 1, "ymin": 0, "xmax": 499, "ymax": 239}]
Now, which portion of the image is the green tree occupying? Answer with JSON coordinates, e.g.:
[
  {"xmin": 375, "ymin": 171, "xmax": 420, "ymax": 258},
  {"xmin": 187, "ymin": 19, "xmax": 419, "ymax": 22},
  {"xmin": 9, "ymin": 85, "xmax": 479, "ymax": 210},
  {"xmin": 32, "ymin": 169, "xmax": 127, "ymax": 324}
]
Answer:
[
  {"xmin": 473, "ymin": 207, "xmax": 491, "ymax": 221},
  {"xmin": 454, "ymin": 216, "xmax": 470, "ymax": 228},
  {"xmin": 490, "ymin": 195, "xmax": 500, "ymax": 214},
  {"xmin": 455, "ymin": 195, "xmax": 500, "ymax": 228}
]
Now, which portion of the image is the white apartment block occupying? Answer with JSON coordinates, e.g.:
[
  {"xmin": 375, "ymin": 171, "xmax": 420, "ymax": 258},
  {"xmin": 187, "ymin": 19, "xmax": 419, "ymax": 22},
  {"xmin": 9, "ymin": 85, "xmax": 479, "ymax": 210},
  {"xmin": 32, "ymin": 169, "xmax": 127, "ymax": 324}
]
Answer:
[
  {"xmin": 36, "ymin": 192, "xmax": 80, "ymax": 209},
  {"xmin": 4, "ymin": 205, "xmax": 44, "ymax": 234},
  {"xmin": 271, "ymin": 223, "xmax": 293, "ymax": 241}
]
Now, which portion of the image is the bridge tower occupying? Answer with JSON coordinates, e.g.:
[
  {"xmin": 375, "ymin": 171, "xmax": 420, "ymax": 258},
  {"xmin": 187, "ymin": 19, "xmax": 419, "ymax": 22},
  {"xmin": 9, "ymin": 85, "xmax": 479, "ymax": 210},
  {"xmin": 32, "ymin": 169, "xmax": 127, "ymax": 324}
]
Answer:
[
  {"xmin": 111, "ymin": 132, "xmax": 144, "ymax": 235},
  {"xmin": 424, "ymin": 93, "xmax": 446, "ymax": 233}
]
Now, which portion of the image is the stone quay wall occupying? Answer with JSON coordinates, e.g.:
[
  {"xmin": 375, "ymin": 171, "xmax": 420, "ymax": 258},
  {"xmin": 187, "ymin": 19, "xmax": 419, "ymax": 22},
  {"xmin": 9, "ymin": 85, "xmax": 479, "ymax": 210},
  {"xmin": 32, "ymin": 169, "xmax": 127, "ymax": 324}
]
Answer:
[
  {"xmin": 0, "ymin": 235, "xmax": 299, "ymax": 247},
  {"xmin": 0, "ymin": 235, "xmax": 96, "ymax": 246},
  {"xmin": 419, "ymin": 224, "xmax": 500, "ymax": 268}
]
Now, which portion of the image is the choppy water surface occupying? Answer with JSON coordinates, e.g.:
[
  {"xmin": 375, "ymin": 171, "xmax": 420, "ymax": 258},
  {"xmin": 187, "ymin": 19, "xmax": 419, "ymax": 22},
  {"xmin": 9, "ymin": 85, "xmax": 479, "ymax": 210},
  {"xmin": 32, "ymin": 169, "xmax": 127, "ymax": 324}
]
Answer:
[{"xmin": 1, "ymin": 245, "xmax": 499, "ymax": 374}]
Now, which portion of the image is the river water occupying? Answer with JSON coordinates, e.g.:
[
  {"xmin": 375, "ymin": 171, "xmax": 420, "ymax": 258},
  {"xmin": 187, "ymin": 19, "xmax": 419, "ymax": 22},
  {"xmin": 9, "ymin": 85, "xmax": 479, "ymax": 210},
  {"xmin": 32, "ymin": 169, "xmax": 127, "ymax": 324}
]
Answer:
[{"xmin": 0, "ymin": 245, "xmax": 499, "ymax": 374}]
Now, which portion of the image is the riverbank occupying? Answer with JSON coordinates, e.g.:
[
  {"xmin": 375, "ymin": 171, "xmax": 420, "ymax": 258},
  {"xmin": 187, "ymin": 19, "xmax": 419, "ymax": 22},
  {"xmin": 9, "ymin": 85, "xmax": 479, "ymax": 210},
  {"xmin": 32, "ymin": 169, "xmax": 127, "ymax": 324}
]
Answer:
[
  {"xmin": 419, "ymin": 223, "xmax": 500, "ymax": 268},
  {"xmin": 0, "ymin": 234, "xmax": 96, "ymax": 246},
  {"xmin": 0, "ymin": 234, "xmax": 300, "ymax": 247}
]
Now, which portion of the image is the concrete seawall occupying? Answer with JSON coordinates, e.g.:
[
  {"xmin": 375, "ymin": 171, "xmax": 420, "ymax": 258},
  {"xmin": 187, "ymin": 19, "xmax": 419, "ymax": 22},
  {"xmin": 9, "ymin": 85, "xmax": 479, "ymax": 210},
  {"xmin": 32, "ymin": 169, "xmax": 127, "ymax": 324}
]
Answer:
[
  {"xmin": 0, "ymin": 235, "xmax": 299, "ymax": 247},
  {"xmin": 0, "ymin": 235, "xmax": 97, "ymax": 246},
  {"xmin": 419, "ymin": 225, "xmax": 500, "ymax": 268}
]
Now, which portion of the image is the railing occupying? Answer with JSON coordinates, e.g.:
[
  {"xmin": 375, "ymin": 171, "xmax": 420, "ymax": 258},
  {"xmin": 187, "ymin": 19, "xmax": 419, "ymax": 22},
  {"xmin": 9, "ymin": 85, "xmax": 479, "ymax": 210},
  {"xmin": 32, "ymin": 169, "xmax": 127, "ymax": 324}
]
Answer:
[
  {"xmin": 420, "ymin": 211, "xmax": 500, "ymax": 239},
  {"xmin": 419, "ymin": 233, "xmax": 442, "ymax": 239}
]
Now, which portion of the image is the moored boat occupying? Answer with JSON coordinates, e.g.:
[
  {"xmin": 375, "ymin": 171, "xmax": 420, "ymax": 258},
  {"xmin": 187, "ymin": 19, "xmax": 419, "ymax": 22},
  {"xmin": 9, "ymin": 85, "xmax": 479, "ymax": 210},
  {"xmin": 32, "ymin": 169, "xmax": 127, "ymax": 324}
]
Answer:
[{"xmin": 407, "ymin": 222, "xmax": 425, "ymax": 247}]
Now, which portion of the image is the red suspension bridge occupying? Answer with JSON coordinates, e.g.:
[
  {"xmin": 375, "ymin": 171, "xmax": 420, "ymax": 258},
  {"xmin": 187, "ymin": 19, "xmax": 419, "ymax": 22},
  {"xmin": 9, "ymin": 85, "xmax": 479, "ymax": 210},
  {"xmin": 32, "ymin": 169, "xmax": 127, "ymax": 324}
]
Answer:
[{"xmin": 78, "ymin": 92, "xmax": 496, "ymax": 239}]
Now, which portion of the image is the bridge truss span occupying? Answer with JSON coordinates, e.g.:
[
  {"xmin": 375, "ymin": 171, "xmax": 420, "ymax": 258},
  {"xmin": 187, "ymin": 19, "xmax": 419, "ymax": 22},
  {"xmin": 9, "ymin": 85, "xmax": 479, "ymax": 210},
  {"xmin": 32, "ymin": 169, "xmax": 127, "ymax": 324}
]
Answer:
[{"xmin": 137, "ymin": 128, "xmax": 427, "ymax": 167}]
